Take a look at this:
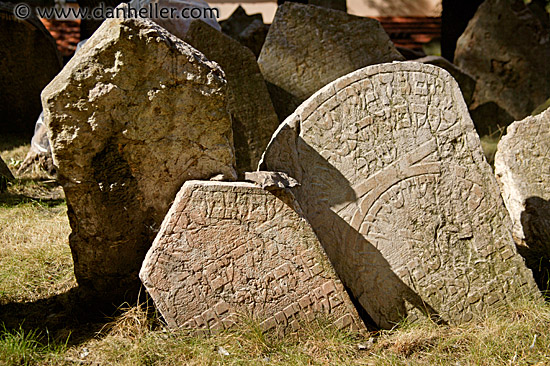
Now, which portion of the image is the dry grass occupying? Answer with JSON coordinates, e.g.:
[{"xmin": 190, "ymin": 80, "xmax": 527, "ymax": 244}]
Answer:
[{"xmin": 1, "ymin": 139, "xmax": 550, "ymax": 365}]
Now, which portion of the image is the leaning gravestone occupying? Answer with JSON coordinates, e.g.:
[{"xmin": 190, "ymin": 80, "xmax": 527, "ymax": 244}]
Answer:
[
  {"xmin": 454, "ymin": 0, "xmax": 550, "ymax": 121},
  {"xmin": 258, "ymin": 3, "xmax": 404, "ymax": 120},
  {"xmin": 0, "ymin": 2, "xmax": 62, "ymax": 136},
  {"xmin": 260, "ymin": 62, "xmax": 539, "ymax": 329},
  {"xmin": 43, "ymin": 17, "xmax": 237, "ymax": 306},
  {"xmin": 220, "ymin": 6, "xmax": 269, "ymax": 57},
  {"xmin": 140, "ymin": 180, "xmax": 365, "ymax": 332},
  {"xmin": 184, "ymin": 20, "xmax": 280, "ymax": 175},
  {"xmin": 495, "ymin": 107, "xmax": 550, "ymax": 291}
]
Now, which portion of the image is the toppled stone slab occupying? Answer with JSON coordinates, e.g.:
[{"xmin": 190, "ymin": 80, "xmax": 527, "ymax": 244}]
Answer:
[
  {"xmin": 42, "ymin": 17, "xmax": 236, "ymax": 306},
  {"xmin": 258, "ymin": 2, "xmax": 404, "ymax": 118},
  {"xmin": 184, "ymin": 20, "xmax": 279, "ymax": 175},
  {"xmin": 0, "ymin": 2, "xmax": 62, "ymax": 136},
  {"xmin": 140, "ymin": 180, "xmax": 365, "ymax": 333},
  {"xmin": 454, "ymin": 0, "xmax": 550, "ymax": 120},
  {"xmin": 495, "ymin": 107, "xmax": 550, "ymax": 291},
  {"xmin": 260, "ymin": 62, "xmax": 539, "ymax": 328},
  {"xmin": 244, "ymin": 171, "xmax": 299, "ymax": 190}
]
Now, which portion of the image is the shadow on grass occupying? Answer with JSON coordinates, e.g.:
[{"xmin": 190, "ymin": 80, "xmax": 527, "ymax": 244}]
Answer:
[
  {"xmin": 0, "ymin": 287, "xmax": 155, "ymax": 347},
  {"xmin": 0, "ymin": 178, "xmax": 65, "ymax": 207}
]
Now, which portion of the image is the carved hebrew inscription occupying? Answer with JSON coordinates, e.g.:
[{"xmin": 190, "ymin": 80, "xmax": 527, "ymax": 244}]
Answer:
[
  {"xmin": 140, "ymin": 181, "xmax": 365, "ymax": 333},
  {"xmin": 261, "ymin": 62, "xmax": 539, "ymax": 328}
]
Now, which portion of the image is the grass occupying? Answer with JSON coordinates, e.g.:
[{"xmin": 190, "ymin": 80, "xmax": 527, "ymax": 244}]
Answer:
[{"xmin": 1, "ymin": 140, "xmax": 550, "ymax": 365}]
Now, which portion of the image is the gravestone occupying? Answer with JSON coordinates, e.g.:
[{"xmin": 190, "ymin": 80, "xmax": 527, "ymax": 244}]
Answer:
[
  {"xmin": 413, "ymin": 56, "xmax": 475, "ymax": 107},
  {"xmin": 0, "ymin": 2, "xmax": 62, "ymax": 136},
  {"xmin": 495, "ymin": 107, "xmax": 550, "ymax": 291},
  {"xmin": 184, "ymin": 20, "xmax": 279, "ymax": 175},
  {"xmin": 140, "ymin": 180, "xmax": 365, "ymax": 333},
  {"xmin": 260, "ymin": 62, "xmax": 539, "ymax": 328},
  {"xmin": 258, "ymin": 3, "xmax": 404, "ymax": 120},
  {"xmin": 454, "ymin": 0, "xmax": 550, "ymax": 121},
  {"xmin": 220, "ymin": 6, "xmax": 269, "ymax": 58},
  {"xmin": 42, "ymin": 17, "xmax": 236, "ymax": 306}
]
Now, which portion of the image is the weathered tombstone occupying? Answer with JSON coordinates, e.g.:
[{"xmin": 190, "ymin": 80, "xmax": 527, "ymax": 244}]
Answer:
[
  {"xmin": 0, "ymin": 156, "xmax": 14, "ymax": 192},
  {"xmin": 260, "ymin": 62, "xmax": 539, "ymax": 329},
  {"xmin": 184, "ymin": 20, "xmax": 280, "ymax": 175},
  {"xmin": 220, "ymin": 5, "xmax": 269, "ymax": 57},
  {"xmin": 413, "ymin": 56, "xmax": 476, "ymax": 107},
  {"xmin": 258, "ymin": 3, "xmax": 404, "ymax": 120},
  {"xmin": 0, "ymin": 2, "xmax": 62, "ymax": 137},
  {"xmin": 140, "ymin": 180, "xmax": 365, "ymax": 332},
  {"xmin": 454, "ymin": 0, "xmax": 550, "ymax": 121},
  {"xmin": 495, "ymin": 107, "xmax": 550, "ymax": 292},
  {"xmin": 43, "ymin": 17, "xmax": 237, "ymax": 306}
]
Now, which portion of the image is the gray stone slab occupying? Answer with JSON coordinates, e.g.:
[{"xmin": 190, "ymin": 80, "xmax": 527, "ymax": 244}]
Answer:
[
  {"xmin": 184, "ymin": 20, "xmax": 280, "ymax": 175},
  {"xmin": 260, "ymin": 61, "xmax": 539, "ymax": 328},
  {"xmin": 454, "ymin": 0, "xmax": 550, "ymax": 121},
  {"xmin": 258, "ymin": 2, "xmax": 404, "ymax": 120}
]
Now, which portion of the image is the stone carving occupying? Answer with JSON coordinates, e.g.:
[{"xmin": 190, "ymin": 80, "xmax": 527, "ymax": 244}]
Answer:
[
  {"xmin": 140, "ymin": 180, "xmax": 365, "ymax": 333},
  {"xmin": 495, "ymin": 107, "xmax": 550, "ymax": 291},
  {"xmin": 184, "ymin": 20, "xmax": 280, "ymax": 175},
  {"xmin": 413, "ymin": 56, "xmax": 475, "ymax": 107},
  {"xmin": 42, "ymin": 17, "xmax": 236, "ymax": 306},
  {"xmin": 0, "ymin": 2, "xmax": 62, "ymax": 136},
  {"xmin": 258, "ymin": 2, "xmax": 404, "ymax": 120},
  {"xmin": 454, "ymin": 0, "xmax": 550, "ymax": 121},
  {"xmin": 260, "ymin": 62, "xmax": 539, "ymax": 328}
]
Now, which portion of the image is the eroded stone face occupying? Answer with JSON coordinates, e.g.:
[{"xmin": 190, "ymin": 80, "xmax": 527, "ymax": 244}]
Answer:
[
  {"xmin": 140, "ymin": 181, "xmax": 365, "ymax": 333},
  {"xmin": 454, "ymin": 0, "xmax": 550, "ymax": 120},
  {"xmin": 42, "ymin": 17, "xmax": 236, "ymax": 306},
  {"xmin": 495, "ymin": 107, "xmax": 550, "ymax": 290},
  {"xmin": 184, "ymin": 20, "xmax": 279, "ymax": 175},
  {"xmin": 260, "ymin": 62, "xmax": 539, "ymax": 328},
  {"xmin": 258, "ymin": 2, "xmax": 403, "ymax": 119}
]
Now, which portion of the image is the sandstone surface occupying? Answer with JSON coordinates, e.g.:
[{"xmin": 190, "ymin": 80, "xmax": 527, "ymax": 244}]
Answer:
[{"xmin": 43, "ymin": 17, "xmax": 236, "ymax": 305}]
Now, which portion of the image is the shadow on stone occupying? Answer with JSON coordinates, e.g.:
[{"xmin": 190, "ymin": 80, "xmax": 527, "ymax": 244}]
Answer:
[
  {"xmin": 519, "ymin": 196, "xmax": 550, "ymax": 297},
  {"xmin": 265, "ymin": 137, "xmax": 446, "ymax": 329}
]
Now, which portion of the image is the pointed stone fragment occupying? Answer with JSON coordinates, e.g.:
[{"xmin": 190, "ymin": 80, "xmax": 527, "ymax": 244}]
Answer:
[
  {"xmin": 260, "ymin": 62, "xmax": 539, "ymax": 328},
  {"xmin": 140, "ymin": 180, "xmax": 365, "ymax": 333}
]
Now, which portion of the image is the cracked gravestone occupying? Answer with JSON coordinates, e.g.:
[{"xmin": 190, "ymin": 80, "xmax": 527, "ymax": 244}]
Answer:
[
  {"xmin": 454, "ymin": 0, "xmax": 550, "ymax": 121},
  {"xmin": 260, "ymin": 62, "xmax": 540, "ymax": 329},
  {"xmin": 0, "ymin": 2, "xmax": 62, "ymax": 136},
  {"xmin": 140, "ymin": 180, "xmax": 366, "ymax": 333},
  {"xmin": 42, "ymin": 17, "xmax": 236, "ymax": 307},
  {"xmin": 495, "ymin": 107, "xmax": 550, "ymax": 292},
  {"xmin": 258, "ymin": 2, "xmax": 404, "ymax": 121},
  {"xmin": 184, "ymin": 20, "xmax": 279, "ymax": 175}
]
